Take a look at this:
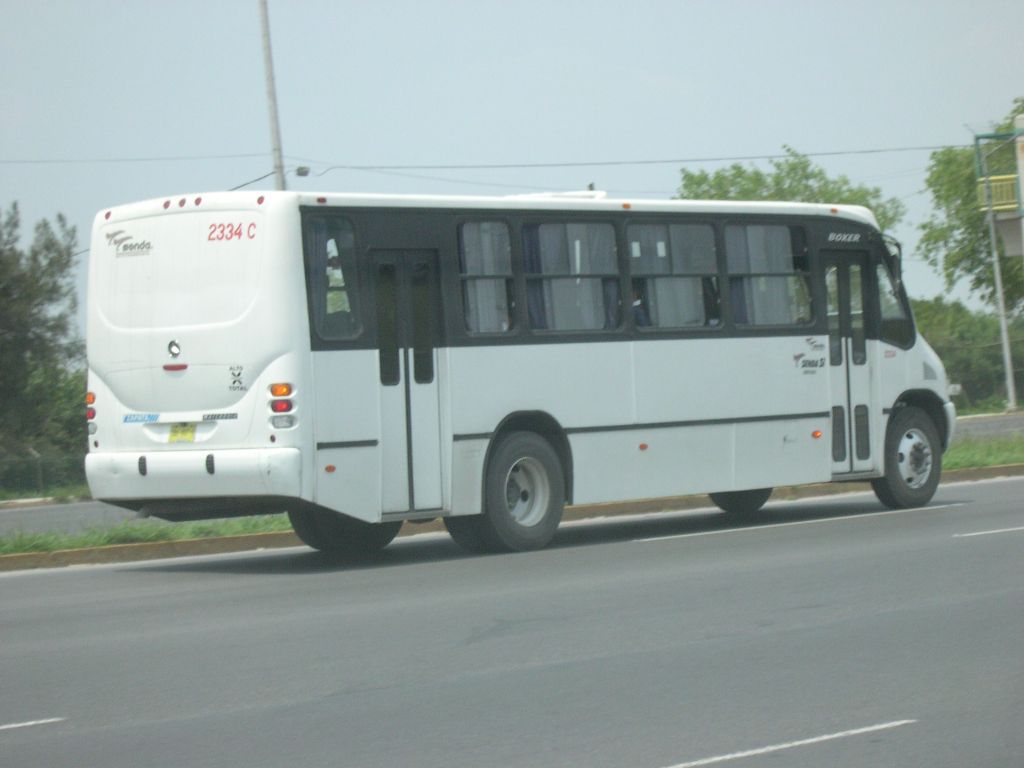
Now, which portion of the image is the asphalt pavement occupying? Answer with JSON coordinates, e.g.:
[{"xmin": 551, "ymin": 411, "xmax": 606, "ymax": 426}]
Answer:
[
  {"xmin": 2, "ymin": 478, "xmax": 1022, "ymax": 767},
  {"xmin": 955, "ymin": 410, "xmax": 1024, "ymax": 439}
]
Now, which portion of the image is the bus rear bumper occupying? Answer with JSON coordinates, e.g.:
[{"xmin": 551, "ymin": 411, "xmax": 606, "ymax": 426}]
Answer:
[{"xmin": 86, "ymin": 448, "xmax": 302, "ymax": 504}]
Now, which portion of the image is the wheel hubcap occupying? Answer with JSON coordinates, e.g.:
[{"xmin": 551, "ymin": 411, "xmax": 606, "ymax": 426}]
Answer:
[
  {"xmin": 896, "ymin": 428, "xmax": 932, "ymax": 489},
  {"xmin": 504, "ymin": 457, "xmax": 550, "ymax": 527}
]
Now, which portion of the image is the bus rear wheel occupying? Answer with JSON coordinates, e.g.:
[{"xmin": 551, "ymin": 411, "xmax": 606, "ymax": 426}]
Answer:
[
  {"xmin": 288, "ymin": 507, "xmax": 402, "ymax": 555},
  {"xmin": 871, "ymin": 406, "xmax": 941, "ymax": 509},
  {"xmin": 709, "ymin": 488, "xmax": 772, "ymax": 517},
  {"xmin": 447, "ymin": 431, "xmax": 565, "ymax": 553},
  {"xmin": 443, "ymin": 515, "xmax": 494, "ymax": 553}
]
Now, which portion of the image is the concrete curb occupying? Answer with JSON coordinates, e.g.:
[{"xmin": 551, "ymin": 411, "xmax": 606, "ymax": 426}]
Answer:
[{"xmin": 3, "ymin": 463, "xmax": 1023, "ymax": 572}]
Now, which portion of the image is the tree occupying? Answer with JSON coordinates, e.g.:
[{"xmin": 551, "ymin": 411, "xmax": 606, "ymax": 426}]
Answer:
[
  {"xmin": 919, "ymin": 98, "xmax": 1024, "ymax": 311},
  {"xmin": 676, "ymin": 146, "xmax": 906, "ymax": 231},
  {"xmin": 0, "ymin": 203, "xmax": 83, "ymax": 457},
  {"xmin": 910, "ymin": 297, "xmax": 1006, "ymax": 410}
]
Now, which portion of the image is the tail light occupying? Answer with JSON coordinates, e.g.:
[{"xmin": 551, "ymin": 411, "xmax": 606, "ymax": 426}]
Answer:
[
  {"xmin": 269, "ymin": 383, "xmax": 296, "ymax": 429},
  {"xmin": 86, "ymin": 392, "xmax": 97, "ymax": 434}
]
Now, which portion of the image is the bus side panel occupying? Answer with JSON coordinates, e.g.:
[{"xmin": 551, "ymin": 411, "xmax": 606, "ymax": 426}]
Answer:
[
  {"xmin": 633, "ymin": 337, "xmax": 832, "ymax": 494},
  {"xmin": 445, "ymin": 342, "xmax": 633, "ymax": 515},
  {"xmin": 450, "ymin": 439, "xmax": 487, "ymax": 516},
  {"xmin": 871, "ymin": 337, "xmax": 910, "ymax": 455},
  {"xmin": 447, "ymin": 342, "xmax": 635, "ymax": 442},
  {"xmin": 733, "ymin": 418, "xmax": 830, "ymax": 488},
  {"xmin": 569, "ymin": 426, "xmax": 733, "ymax": 504},
  {"xmin": 314, "ymin": 446, "xmax": 381, "ymax": 521},
  {"xmin": 310, "ymin": 350, "xmax": 384, "ymax": 521}
]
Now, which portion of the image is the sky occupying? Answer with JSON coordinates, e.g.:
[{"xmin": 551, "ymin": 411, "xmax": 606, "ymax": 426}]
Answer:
[{"xmin": 2, "ymin": 0, "xmax": 1023, "ymax": 334}]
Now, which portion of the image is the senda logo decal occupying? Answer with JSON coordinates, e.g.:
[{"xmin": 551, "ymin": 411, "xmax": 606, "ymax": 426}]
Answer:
[{"xmin": 105, "ymin": 229, "xmax": 154, "ymax": 257}]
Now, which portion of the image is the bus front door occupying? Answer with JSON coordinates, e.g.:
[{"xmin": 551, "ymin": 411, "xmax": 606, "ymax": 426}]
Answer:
[
  {"xmin": 825, "ymin": 252, "xmax": 874, "ymax": 475},
  {"xmin": 373, "ymin": 250, "xmax": 444, "ymax": 513}
]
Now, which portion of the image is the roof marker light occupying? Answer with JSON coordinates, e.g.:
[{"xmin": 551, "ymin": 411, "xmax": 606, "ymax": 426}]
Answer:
[
  {"xmin": 194, "ymin": 197, "xmax": 202, "ymax": 206},
  {"xmin": 178, "ymin": 198, "xmax": 186, "ymax": 208},
  {"xmin": 163, "ymin": 364, "xmax": 188, "ymax": 372},
  {"xmin": 257, "ymin": 195, "xmax": 265, "ymax": 205},
  {"xmin": 316, "ymin": 197, "xmax": 327, "ymax": 204},
  {"xmin": 622, "ymin": 203, "xmax": 632, "ymax": 210},
  {"xmin": 163, "ymin": 200, "xmax": 171, "ymax": 209},
  {"xmin": 104, "ymin": 211, "xmax": 111, "ymax": 220}
]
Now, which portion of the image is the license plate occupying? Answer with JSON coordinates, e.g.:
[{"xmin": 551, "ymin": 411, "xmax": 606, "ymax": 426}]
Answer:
[{"xmin": 168, "ymin": 423, "xmax": 196, "ymax": 444}]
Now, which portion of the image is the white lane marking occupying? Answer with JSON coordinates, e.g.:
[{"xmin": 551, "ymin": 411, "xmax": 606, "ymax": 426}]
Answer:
[
  {"xmin": 635, "ymin": 504, "xmax": 963, "ymax": 543},
  {"xmin": 0, "ymin": 717, "xmax": 65, "ymax": 732},
  {"xmin": 660, "ymin": 720, "xmax": 917, "ymax": 768},
  {"xmin": 954, "ymin": 525, "xmax": 1024, "ymax": 538}
]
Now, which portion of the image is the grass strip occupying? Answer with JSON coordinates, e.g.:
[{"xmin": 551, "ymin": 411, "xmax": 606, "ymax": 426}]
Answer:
[
  {"xmin": 0, "ymin": 515, "xmax": 293, "ymax": 555},
  {"xmin": 0, "ymin": 484, "xmax": 91, "ymax": 503},
  {"xmin": 943, "ymin": 435, "xmax": 1024, "ymax": 470}
]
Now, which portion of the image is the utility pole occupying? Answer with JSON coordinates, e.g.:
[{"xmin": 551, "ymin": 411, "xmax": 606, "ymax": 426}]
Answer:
[
  {"xmin": 259, "ymin": 0, "xmax": 286, "ymax": 191},
  {"xmin": 975, "ymin": 132, "xmax": 1018, "ymax": 410}
]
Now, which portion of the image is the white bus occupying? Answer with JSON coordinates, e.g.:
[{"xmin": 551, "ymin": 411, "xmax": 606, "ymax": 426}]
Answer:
[{"xmin": 85, "ymin": 191, "xmax": 955, "ymax": 554}]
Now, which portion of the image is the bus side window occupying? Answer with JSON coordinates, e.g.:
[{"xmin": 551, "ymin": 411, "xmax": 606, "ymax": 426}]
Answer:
[
  {"xmin": 523, "ymin": 222, "xmax": 620, "ymax": 332},
  {"xmin": 876, "ymin": 261, "xmax": 914, "ymax": 348},
  {"xmin": 305, "ymin": 216, "xmax": 362, "ymax": 340},
  {"xmin": 627, "ymin": 223, "xmax": 719, "ymax": 329},
  {"xmin": 725, "ymin": 224, "xmax": 812, "ymax": 327},
  {"xmin": 458, "ymin": 222, "xmax": 514, "ymax": 333}
]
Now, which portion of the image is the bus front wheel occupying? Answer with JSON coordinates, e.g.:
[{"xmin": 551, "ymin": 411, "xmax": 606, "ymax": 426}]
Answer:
[
  {"xmin": 871, "ymin": 406, "xmax": 941, "ymax": 509},
  {"xmin": 288, "ymin": 507, "xmax": 402, "ymax": 555},
  {"xmin": 709, "ymin": 488, "xmax": 772, "ymax": 517}
]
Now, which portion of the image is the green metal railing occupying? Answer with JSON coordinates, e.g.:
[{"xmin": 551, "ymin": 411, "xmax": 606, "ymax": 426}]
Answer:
[
  {"xmin": 0, "ymin": 454, "xmax": 86, "ymax": 499},
  {"xmin": 977, "ymin": 174, "xmax": 1020, "ymax": 212}
]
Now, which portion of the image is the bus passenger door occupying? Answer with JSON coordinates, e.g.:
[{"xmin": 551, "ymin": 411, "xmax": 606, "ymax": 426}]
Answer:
[
  {"xmin": 825, "ymin": 252, "xmax": 874, "ymax": 475},
  {"xmin": 373, "ymin": 250, "xmax": 444, "ymax": 513}
]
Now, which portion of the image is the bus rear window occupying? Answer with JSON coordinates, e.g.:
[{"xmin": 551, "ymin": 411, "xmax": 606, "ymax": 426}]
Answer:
[{"xmin": 95, "ymin": 212, "xmax": 263, "ymax": 329}]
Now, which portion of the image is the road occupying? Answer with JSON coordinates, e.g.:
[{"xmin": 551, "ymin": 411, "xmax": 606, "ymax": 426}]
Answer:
[
  {"xmin": 0, "ymin": 499, "xmax": 143, "ymax": 536},
  {"xmin": 2, "ymin": 478, "xmax": 1022, "ymax": 767},
  {"xmin": 956, "ymin": 411, "xmax": 1024, "ymax": 440}
]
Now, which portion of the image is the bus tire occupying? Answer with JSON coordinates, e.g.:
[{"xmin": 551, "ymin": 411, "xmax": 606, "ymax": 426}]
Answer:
[
  {"xmin": 288, "ymin": 507, "xmax": 402, "ymax": 555},
  {"xmin": 479, "ymin": 431, "xmax": 565, "ymax": 552},
  {"xmin": 709, "ymin": 488, "xmax": 772, "ymax": 517},
  {"xmin": 871, "ymin": 406, "xmax": 941, "ymax": 509},
  {"xmin": 443, "ymin": 515, "xmax": 495, "ymax": 554}
]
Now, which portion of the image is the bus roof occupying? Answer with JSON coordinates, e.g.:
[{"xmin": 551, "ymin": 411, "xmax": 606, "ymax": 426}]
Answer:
[{"xmin": 96, "ymin": 190, "xmax": 881, "ymax": 231}]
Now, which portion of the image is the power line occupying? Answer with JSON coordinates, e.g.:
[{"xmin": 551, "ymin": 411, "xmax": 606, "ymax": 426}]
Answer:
[
  {"xmin": 290, "ymin": 144, "xmax": 969, "ymax": 173},
  {"xmin": 0, "ymin": 143, "xmax": 968, "ymax": 171},
  {"xmin": 0, "ymin": 152, "xmax": 268, "ymax": 165}
]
